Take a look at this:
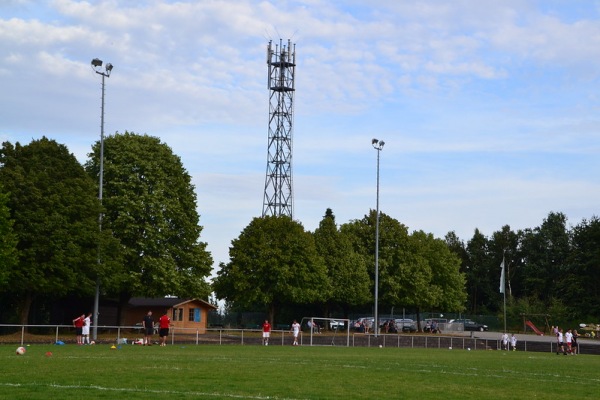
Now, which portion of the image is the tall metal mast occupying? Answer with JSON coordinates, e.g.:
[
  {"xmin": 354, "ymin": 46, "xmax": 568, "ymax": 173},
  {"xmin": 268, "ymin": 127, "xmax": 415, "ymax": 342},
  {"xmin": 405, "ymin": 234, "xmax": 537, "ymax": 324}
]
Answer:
[{"xmin": 262, "ymin": 39, "xmax": 296, "ymax": 217}]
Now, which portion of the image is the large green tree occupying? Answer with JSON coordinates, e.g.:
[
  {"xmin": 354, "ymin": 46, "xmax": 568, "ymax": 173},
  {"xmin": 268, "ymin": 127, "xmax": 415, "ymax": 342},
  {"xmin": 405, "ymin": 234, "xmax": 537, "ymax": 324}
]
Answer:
[
  {"xmin": 342, "ymin": 211, "xmax": 415, "ymax": 312},
  {"xmin": 342, "ymin": 211, "xmax": 465, "ymax": 329},
  {"xmin": 85, "ymin": 132, "xmax": 212, "ymax": 302},
  {"xmin": 488, "ymin": 225, "xmax": 521, "ymax": 300},
  {"xmin": 213, "ymin": 215, "xmax": 329, "ymax": 323},
  {"xmin": 562, "ymin": 216, "xmax": 600, "ymax": 320},
  {"xmin": 520, "ymin": 212, "xmax": 570, "ymax": 302},
  {"xmin": 0, "ymin": 138, "xmax": 101, "ymax": 323},
  {"xmin": 408, "ymin": 230, "xmax": 466, "ymax": 317},
  {"xmin": 464, "ymin": 229, "xmax": 491, "ymax": 313},
  {"xmin": 0, "ymin": 185, "xmax": 17, "ymax": 288},
  {"xmin": 313, "ymin": 208, "xmax": 370, "ymax": 317}
]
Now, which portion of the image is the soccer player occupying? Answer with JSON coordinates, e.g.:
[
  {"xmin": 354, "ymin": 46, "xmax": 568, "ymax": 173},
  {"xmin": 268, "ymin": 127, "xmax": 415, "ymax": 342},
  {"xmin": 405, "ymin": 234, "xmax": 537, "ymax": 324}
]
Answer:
[
  {"xmin": 556, "ymin": 328, "xmax": 565, "ymax": 355},
  {"xmin": 82, "ymin": 312, "xmax": 92, "ymax": 345},
  {"xmin": 501, "ymin": 332, "xmax": 509, "ymax": 350},
  {"xmin": 572, "ymin": 330, "xmax": 579, "ymax": 355},
  {"xmin": 291, "ymin": 320, "xmax": 300, "ymax": 346},
  {"xmin": 73, "ymin": 314, "xmax": 85, "ymax": 345},
  {"xmin": 262, "ymin": 320, "xmax": 271, "ymax": 346},
  {"xmin": 510, "ymin": 333, "xmax": 517, "ymax": 351},
  {"xmin": 158, "ymin": 311, "xmax": 171, "ymax": 346},
  {"xmin": 565, "ymin": 329, "xmax": 573, "ymax": 355}
]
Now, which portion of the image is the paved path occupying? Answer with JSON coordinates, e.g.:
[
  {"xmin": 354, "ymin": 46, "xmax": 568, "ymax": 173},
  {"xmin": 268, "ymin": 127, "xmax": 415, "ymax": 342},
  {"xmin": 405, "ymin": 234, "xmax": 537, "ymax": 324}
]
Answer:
[{"xmin": 464, "ymin": 330, "xmax": 600, "ymax": 348}]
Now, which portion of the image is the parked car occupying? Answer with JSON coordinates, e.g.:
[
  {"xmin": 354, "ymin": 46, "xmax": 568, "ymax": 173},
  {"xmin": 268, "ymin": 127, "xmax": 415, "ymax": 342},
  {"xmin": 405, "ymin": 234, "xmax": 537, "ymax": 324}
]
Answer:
[
  {"xmin": 394, "ymin": 319, "xmax": 417, "ymax": 332},
  {"xmin": 329, "ymin": 320, "xmax": 345, "ymax": 330},
  {"xmin": 450, "ymin": 319, "xmax": 488, "ymax": 332}
]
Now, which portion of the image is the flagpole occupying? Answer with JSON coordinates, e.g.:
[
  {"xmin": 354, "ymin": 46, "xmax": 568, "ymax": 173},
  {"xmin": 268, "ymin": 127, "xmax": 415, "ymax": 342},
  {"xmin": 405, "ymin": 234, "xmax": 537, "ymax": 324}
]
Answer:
[
  {"xmin": 503, "ymin": 279, "xmax": 507, "ymax": 333},
  {"xmin": 500, "ymin": 254, "xmax": 507, "ymax": 333}
]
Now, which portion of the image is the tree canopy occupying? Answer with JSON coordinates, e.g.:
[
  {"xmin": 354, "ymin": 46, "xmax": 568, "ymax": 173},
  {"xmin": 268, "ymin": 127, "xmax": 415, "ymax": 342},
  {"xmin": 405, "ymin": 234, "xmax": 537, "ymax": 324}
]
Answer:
[
  {"xmin": 0, "ymin": 137, "xmax": 101, "ymax": 323},
  {"xmin": 213, "ymin": 215, "xmax": 329, "ymax": 323},
  {"xmin": 342, "ymin": 210, "xmax": 466, "ymax": 327},
  {"xmin": 0, "ymin": 185, "xmax": 17, "ymax": 289},
  {"xmin": 84, "ymin": 131, "xmax": 212, "ymax": 300},
  {"xmin": 313, "ymin": 208, "xmax": 370, "ymax": 317}
]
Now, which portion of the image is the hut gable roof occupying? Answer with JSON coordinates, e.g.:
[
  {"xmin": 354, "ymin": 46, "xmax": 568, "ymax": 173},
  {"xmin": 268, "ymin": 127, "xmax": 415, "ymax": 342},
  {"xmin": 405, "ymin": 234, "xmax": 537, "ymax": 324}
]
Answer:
[{"xmin": 128, "ymin": 297, "xmax": 217, "ymax": 310}]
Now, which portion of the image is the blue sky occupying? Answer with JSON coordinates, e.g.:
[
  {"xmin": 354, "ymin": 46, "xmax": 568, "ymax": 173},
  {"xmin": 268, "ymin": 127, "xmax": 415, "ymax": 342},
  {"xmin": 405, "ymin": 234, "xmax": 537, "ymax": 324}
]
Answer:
[{"xmin": 1, "ymin": 0, "xmax": 599, "ymax": 273}]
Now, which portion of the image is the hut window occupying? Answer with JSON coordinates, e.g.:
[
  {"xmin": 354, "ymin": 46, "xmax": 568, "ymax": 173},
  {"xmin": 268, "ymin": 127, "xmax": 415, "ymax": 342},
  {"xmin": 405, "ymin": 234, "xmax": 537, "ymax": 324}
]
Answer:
[
  {"xmin": 188, "ymin": 308, "xmax": 201, "ymax": 322},
  {"xmin": 172, "ymin": 308, "xmax": 184, "ymax": 321}
]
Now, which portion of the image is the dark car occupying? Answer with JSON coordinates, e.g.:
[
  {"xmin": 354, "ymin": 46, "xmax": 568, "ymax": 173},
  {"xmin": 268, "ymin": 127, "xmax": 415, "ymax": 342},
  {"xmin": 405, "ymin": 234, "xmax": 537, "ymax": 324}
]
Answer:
[{"xmin": 451, "ymin": 319, "xmax": 488, "ymax": 332}]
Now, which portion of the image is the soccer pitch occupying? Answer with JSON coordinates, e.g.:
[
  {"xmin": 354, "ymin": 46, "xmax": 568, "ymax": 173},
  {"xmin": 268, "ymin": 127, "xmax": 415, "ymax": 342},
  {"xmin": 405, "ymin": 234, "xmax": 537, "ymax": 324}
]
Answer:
[{"xmin": 2, "ymin": 344, "xmax": 598, "ymax": 399}]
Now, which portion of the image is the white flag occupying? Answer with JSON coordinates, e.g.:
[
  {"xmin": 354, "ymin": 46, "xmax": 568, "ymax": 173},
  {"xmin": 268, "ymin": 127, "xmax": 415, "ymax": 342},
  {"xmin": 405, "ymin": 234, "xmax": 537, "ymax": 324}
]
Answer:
[{"xmin": 499, "ymin": 258, "xmax": 505, "ymax": 294}]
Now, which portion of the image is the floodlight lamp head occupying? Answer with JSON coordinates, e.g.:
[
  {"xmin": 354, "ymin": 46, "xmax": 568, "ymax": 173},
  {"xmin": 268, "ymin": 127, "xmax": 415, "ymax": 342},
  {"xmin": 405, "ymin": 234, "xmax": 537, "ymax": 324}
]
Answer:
[
  {"xmin": 372, "ymin": 138, "xmax": 378, "ymax": 145},
  {"xmin": 379, "ymin": 141, "xmax": 385, "ymax": 148},
  {"xmin": 91, "ymin": 58, "xmax": 103, "ymax": 68},
  {"xmin": 106, "ymin": 63, "xmax": 113, "ymax": 72}
]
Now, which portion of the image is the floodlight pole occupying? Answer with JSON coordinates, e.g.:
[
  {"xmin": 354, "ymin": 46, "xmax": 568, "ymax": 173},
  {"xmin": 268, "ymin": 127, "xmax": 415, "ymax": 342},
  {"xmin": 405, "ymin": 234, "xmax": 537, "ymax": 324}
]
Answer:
[
  {"xmin": 372, "ymin": 138, "xmax": 384, "ymax": 337},
  {"xmin": 91, "ymin": 58, "xmax": 113, "ymax": 341}
]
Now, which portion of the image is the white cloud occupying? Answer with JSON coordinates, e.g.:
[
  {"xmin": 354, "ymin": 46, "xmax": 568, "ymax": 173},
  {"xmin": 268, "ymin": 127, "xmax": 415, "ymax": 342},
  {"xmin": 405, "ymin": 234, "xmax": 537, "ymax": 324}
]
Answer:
[{"xmin": 1, "ymin": 0, "xmax": 599, "ymax": 269}]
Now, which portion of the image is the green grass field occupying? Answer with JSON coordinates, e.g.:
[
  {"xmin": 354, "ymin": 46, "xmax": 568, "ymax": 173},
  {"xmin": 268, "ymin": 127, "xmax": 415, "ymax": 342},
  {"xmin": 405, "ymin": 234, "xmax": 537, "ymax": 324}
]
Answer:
[{"xmin": 1, "ymin": 343, "xmax": 598, "ymax": 399}]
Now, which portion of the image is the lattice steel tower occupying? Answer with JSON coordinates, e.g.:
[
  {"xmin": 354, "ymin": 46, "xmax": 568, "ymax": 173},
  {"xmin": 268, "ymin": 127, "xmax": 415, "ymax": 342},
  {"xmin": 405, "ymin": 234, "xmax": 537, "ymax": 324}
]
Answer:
[{"xmin": 262, "ymin": 39, "xmax": 296, "ymax": 218}]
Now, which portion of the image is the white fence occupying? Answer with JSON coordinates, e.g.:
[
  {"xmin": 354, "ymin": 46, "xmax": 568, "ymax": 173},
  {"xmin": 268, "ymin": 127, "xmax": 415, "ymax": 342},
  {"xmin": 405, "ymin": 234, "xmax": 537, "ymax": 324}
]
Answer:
[{"xmin": 1, "ymin": 324, "xmax": 598, "ymax": 355}]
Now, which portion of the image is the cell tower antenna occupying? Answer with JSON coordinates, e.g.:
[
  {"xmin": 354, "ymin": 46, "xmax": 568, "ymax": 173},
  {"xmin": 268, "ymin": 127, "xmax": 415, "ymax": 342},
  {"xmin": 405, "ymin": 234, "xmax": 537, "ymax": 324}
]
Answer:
[{"xmin": 262, "ymin": 39, "xmax": 296, "ymax": 218}]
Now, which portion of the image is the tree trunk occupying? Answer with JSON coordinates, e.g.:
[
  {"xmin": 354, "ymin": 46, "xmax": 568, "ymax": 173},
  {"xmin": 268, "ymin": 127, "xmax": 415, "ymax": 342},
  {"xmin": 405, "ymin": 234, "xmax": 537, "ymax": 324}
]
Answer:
[
  {"xmin": 18, "ymin": 292, "xmax": 34, "ymax": 326},
  {"xmin": 117, "ymin": 292, "xmax": 131, "ymax": 326},
  {"xmin": 268, "ymin": 303, "xmax": 276, "ymax": 326}
]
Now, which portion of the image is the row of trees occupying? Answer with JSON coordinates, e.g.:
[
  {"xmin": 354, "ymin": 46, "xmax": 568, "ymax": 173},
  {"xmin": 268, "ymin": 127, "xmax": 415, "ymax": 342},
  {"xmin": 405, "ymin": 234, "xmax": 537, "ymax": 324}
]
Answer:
[
  {"xmin": 213, "ymin": 209, "xmax": 467, "ymax": 326},
  {"xmin": 447, "ymin": 212, "xmax": 600, "ymax": 324},
  {"xmin": 0, "ymin": 134, "xmax": 212, "ymax": 324},
  {"xmin": 214, "ymin": 210, "xmax": 600, "ymax": 329},
  {"xmin": 1, "ymin": 134, "xmax": 598, "ymax": 329}
]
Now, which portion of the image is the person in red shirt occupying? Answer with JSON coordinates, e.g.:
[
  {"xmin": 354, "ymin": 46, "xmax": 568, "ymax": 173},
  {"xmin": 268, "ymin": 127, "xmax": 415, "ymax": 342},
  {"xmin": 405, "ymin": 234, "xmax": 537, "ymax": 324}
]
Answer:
[
  {"xmin": 262, "ymin": 320, "xmax": 271, "ymax": 346},
  {"xmin": 158, "ymin": 311, "xmax": 171, "ymax": 347},
  {"xmin": 72, "ymin": 314, "xmax": 85, "ymax": 345}
]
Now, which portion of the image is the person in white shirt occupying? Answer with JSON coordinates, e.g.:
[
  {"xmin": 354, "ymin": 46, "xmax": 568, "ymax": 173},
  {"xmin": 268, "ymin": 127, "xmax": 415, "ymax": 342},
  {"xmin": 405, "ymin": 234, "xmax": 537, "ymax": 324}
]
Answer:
[
  {"xmin": 565, "ymin": 329, "xmax": 573, "ymax": 355},
  {"xmin": 510, "ymin": 334, "xmax": 517, "ymax": 351},
  {"xmin": 82, "ymin": 313, "xmax": 92, "ymax": 345},
  {"xmin": 556, "ymin": 328, "xmax": 566, "ymax": 355},
  {"xmin": 291, "ymin": 320, "xmax": 300, "ymax": 346},
  {"xmin": 501, "ymin": 332, "xmax": 509, "ymax": 350}
]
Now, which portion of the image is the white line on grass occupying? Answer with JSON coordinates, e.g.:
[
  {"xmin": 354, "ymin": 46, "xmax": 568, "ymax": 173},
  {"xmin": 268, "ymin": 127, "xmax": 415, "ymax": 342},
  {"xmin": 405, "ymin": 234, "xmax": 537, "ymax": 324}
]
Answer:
[{"xmin": 0, "ymin": 382, "xmax": 311, "ymax": 400}]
